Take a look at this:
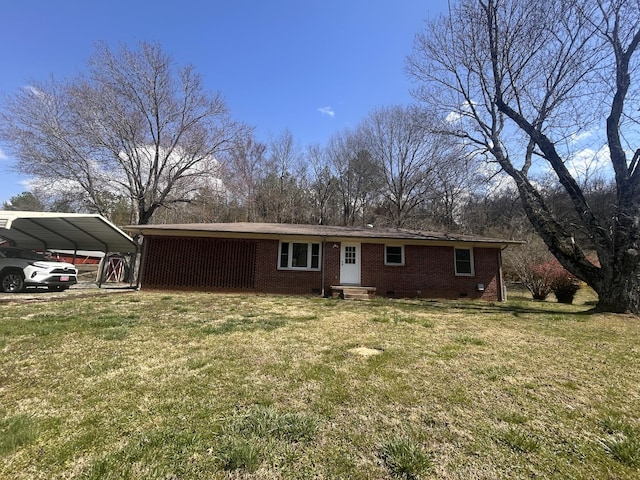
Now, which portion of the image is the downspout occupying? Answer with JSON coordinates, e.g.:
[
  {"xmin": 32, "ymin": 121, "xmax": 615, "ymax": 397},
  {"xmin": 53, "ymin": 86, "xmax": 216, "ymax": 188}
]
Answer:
[
  {"xmin": 320, "ymin": 237, "xmax": 326, "ymax": 297},
  {"xmin": 498, "ymin": 247, "xmax": 506, "ymax": 302}
]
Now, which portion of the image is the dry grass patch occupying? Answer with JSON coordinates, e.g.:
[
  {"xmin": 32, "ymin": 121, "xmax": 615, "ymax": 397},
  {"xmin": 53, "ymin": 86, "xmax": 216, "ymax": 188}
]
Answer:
[{"xmin": 1, "ymin": 290, "xmax": 639, "ymax": 478}]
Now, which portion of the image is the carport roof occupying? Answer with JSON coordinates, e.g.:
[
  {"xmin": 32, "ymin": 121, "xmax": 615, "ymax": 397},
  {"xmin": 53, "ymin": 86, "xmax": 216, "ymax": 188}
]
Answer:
[{"xmin": 0, "ymin": 211, "xmax": 138, "ymax": 253}]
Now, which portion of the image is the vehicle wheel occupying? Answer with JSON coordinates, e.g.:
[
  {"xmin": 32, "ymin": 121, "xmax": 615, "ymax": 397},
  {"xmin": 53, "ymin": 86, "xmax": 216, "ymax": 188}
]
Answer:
[{"xmin": 1, "ymin": 271, "xmax": 25, "ymax": 293}]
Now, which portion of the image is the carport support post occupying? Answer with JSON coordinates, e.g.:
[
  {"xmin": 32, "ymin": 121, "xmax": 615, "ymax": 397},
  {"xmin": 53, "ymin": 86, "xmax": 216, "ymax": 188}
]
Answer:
[
  {"xmin": 135, "ymin": 239, "xmax": 147, "ymax": 290},
  {"xmin": 97, "ymin": 253, "xmax": 108, "ymax": 288},
  {"xmin": 127, "ymin": 251, "xmax": 137, "ymax": 288}
]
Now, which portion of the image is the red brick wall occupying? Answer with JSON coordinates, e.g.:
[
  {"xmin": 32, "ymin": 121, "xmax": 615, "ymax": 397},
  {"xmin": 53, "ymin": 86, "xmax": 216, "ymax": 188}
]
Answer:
[
  {"xmin": 142, "ymin": 237, "xmax": 257, "ymax": 289},
  {"xmin": 331, "ymin": 242, "xmax": 501, "ymax": 301},
  {"xmin": 254, "ymin": 240, "xmax": 323, "ymax": 294},
  {"xmin": 141, "ymin": 236, "xmax": 503, "ymax": 300},
  {"xmin": 324, "ymin": 242, "xmax": 341, "ymax": 287},
  {"xmin": 142, "ymin": 237, "xmax": 325, "ymax": 294}
]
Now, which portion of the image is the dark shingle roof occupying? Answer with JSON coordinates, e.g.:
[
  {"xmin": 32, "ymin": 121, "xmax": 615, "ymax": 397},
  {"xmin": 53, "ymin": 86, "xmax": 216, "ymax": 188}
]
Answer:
[{"xmin": 126, "ymin": 222, "xmax": 522, "ymax": 247}]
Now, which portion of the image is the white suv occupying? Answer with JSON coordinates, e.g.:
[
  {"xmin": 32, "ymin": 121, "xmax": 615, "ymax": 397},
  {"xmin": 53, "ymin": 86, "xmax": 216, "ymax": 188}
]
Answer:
[{"xmin": 0, "ymin": 246, "xmax": 78, "ymax": 293}]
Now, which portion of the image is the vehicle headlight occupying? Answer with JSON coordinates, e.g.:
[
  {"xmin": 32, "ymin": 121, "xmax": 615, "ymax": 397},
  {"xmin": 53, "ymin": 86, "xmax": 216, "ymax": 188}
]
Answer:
[{"xmin": 32, "ymin": 262, "xmax": 49, "ymax": 269}]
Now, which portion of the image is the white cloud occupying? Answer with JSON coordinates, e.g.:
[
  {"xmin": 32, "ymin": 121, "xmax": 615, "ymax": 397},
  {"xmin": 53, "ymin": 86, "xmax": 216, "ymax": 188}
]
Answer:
[
  {"xmin": 565, "ymin": 145, "xmax": 611, "ymax": 181},
  {"xmin": 0, "ymin": 147, "xmax": 8, "ymax": 161},
  {"xmin": 445, "ymin": 111, "xmax": 462, "ymax": 123},
  {"xmin": 570, "ymin": 131, "xmax": 592, "ymax": 143},
  {"xmin": 25, "ymin": 84, "xmax": 47, "ymax": 99},
  {"xmin": 445, "ymin": 100, "xmax": 476, "ymax": 124},
  {"xmin": 317, "ymin": 106, "xmax": 335, "ymax": 118}
]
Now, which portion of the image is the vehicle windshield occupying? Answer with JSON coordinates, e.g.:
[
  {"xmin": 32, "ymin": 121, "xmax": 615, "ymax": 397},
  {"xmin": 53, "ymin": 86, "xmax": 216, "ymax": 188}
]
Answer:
[{"xmin": 0, "ymin": 248, "xmax": 47, "ymax": 261}]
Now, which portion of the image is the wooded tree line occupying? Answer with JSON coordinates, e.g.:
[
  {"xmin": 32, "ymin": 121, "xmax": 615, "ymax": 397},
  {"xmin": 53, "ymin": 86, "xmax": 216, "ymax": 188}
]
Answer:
[
  {"xmin": 1, "ymin": 0, "xmax": 639, "ymax": 312},
  {"xmin": 1, "ymin": 142, "xmax": 617, "ymax": 245},
  {"xmin": 0, "ymin": 43, "xmax": 481, "ymax": 233},
  {"xmin": 152, "ymin": 113, "xmax": 489, "ymax": 232}
]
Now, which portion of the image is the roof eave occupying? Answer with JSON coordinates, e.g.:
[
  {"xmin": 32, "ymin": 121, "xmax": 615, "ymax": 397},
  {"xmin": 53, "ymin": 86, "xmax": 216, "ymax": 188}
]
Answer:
[{"xmin": 125, "ymin": 223, "xmax": 524, "ymax": 248}]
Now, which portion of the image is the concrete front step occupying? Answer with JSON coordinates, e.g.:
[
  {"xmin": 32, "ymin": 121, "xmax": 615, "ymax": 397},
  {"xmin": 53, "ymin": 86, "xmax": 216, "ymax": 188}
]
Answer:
[
  {"xmin": 331, "ymin": 285, "xmax": 376, "ymax": 300},
  {"xmin": 343, "ymin": 293, "xmax": 371, "ymax": 301}
]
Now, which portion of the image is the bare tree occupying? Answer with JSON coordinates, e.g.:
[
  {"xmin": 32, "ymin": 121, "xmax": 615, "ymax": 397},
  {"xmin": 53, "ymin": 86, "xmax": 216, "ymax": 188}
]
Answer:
[
  {"xmin": 252, "ymin": 129, "xmax": 310, "ymax": 223},
  {"xmin": 358, "ymin": 105, "xmax": 446, "ymax": 228},
  {"xmin": 266, "ymin": 130, "xmax": 304, "ymax": 223},
  {"xmin": 306, "ymin": 144, "xmax": 340, "ymax": 225},
  {"xmin": 0, "ymin": 42, "xmax": 247, "ymax": 225},
  {"xmin": 460, "ymin": 184, "xmax": 531, "ymax": 238},
  {"xmin": 409, "ymin": 0, "xmax": 640, "ymax": 313},
  {"xmin": 222, "ymin": 135, "xmax": 268, "ymax": 222},
  {"xmin": 429, "ymin": 146, "xmax": 478, "ymax": 231},
  {"xmin": 326, "ymin": 130, "xmax": 383, "ymax": 226}
]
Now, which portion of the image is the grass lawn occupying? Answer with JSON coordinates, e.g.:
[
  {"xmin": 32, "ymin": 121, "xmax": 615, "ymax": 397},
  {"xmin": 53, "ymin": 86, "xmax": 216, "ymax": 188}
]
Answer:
[{"xmin": 1, "ymin": 288, "xmax": 639, "ymax": 479}]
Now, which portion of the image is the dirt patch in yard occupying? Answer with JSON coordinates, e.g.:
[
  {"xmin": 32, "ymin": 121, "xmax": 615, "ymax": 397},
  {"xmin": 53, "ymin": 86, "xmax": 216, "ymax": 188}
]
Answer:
[{"xmin": 347, "ymin": 346, "xmax": 384, "ymax": 357}]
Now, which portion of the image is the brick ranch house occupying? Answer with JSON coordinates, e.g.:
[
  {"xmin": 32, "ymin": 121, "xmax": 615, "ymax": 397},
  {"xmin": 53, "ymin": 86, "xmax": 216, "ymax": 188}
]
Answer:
[{"xmin": 125, "ymin": 223, "xmax": 522, "ymax": 301}]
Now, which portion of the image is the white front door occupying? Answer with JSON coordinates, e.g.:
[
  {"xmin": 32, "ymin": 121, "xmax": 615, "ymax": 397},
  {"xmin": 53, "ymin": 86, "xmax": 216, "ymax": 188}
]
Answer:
[{"xmin": 340, "ymin": 243, "xmax": 361, "ymax": 285}]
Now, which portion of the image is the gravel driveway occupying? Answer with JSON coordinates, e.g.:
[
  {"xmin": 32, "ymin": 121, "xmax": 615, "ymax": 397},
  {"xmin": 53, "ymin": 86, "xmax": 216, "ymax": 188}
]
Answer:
[{"xmin": 0, "ymin": 282, "xmax": 136, "ymax": 303}]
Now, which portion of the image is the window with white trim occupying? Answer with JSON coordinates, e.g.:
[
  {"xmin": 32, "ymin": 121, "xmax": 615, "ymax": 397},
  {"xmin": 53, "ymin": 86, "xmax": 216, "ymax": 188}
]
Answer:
[
  {"xmin": 385, "ymin": 245, "xmax": 404, "ymax": 265},
  {"xmin": 454, "ymin": 248, "xmax": 474, "ymax": 276},
  {"xmin": 279, "ymin": 242, "xmax": 321, "ymax": 270}
]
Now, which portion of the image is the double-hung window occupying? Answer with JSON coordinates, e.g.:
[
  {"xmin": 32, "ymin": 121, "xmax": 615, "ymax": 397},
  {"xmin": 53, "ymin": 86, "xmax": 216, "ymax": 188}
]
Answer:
[
  {"xmin": 454, "ymin": 248, "xmax": 474, "ymax": 276},
  {"xmin": 385, "ymin": 245, "xmax": 404, "ymax": 265},
  {"xmin": 279, "ymin": 242, "xmax": 321, "ymax": 270}
]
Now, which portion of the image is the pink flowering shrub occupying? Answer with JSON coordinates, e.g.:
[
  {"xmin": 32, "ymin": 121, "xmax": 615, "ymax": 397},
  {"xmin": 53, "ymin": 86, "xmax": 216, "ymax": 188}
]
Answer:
[
  {"xmin": 504, "ymin": 237, "xmax": 584, "ymax": 304},
  {"xmin": 523, "ymin": 262, "xmax": 554, "ymax": 300},
  {"xmin": 533, "ymin": 260, "xmax": 581, "ymax": 304}
]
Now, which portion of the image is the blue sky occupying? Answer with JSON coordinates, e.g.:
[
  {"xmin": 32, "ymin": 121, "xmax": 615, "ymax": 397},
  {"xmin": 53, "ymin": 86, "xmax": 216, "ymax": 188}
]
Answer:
[{"xmin": 0, "ymin": 0, "xmax": 449, "ymax": 205}]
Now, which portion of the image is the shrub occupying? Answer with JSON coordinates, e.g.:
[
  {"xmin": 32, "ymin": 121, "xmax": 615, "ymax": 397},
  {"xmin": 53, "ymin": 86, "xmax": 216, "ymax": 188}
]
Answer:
[
  {"xmin": 540, "ymin": 261, "xmax": 581, "ymax": 304},
  {"xmin": 520, "ymin": 262, "xmax": 555, "ymax": 300},
  {"xmin": 514, "ymin": 258, "xmax": 580, "ymax": 303},
  {"xmin": 503, "ymin": 236, "xmax": 582, "ymax": 303},
  {"xmin": 503, "ymin": 236, "xmax": 555, "ymax": 300},
  {"xmin": 551, "ymin": 276, "xmax": 581, "ymax": 304}
]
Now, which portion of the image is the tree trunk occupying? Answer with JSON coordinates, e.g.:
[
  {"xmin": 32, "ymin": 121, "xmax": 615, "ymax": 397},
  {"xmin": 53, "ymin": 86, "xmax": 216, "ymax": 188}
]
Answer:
[{"xmin": 594, "ymin": 271, "xmax": 640, "ymax": 314}]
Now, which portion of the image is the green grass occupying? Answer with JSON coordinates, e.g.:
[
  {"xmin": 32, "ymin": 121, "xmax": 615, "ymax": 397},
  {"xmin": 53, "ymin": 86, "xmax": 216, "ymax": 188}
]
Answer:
[
  {"xmin": 0, "ymin": 289, "xmax": 639, "ymax": 478},
  {"xmin": 0, "ymin": 413, "xmax": 38, "ymax": 456},
  {"xmin": 598, "ymin": 415, "xmax": 640, "ymax": 468},
  {"xmin": 378, "ymin": 436, "xmax": 433, "ymax": 479}
]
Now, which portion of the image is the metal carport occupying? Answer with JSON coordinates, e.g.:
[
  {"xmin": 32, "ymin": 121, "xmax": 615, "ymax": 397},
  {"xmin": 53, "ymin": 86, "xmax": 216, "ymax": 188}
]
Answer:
[{"xmin": 0, "ymin": 211, "xmax": 138, "ymax": 287}]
